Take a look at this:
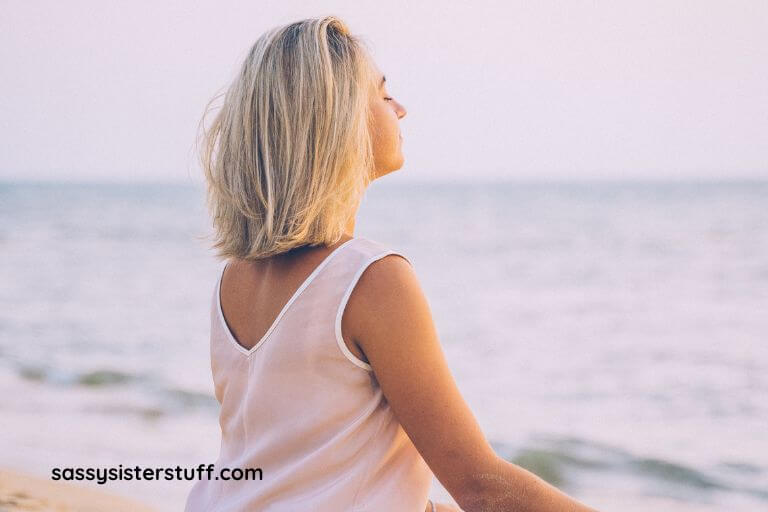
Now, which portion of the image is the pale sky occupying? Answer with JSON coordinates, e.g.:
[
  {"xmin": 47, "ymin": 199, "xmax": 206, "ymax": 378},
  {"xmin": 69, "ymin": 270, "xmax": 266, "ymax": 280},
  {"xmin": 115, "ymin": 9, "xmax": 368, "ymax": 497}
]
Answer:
[{"xmin": 1, "ymin": 1, "xmax": 766, "ymax": 183}]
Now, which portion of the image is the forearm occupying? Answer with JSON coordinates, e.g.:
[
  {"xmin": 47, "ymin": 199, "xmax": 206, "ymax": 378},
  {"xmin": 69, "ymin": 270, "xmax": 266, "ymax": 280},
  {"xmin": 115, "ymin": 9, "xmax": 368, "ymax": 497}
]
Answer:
[{"xmin": 456, "ymin": 456, "xmax": 598, "ymax": 512}]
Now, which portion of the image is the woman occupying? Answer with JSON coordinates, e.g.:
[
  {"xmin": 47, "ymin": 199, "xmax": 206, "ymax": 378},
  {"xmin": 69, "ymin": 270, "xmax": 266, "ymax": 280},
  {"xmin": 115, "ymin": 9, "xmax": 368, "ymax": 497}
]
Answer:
[{"xmin": 184, "ymin": 15, "xmax": 598, "ymax": 512}]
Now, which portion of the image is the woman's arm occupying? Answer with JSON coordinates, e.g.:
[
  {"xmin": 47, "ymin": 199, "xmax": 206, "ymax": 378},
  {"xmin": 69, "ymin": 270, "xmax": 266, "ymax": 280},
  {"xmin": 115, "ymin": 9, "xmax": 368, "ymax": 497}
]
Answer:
[{"xmin": 345, "ymin": 255, "xmax": 598, "ymax": 512}]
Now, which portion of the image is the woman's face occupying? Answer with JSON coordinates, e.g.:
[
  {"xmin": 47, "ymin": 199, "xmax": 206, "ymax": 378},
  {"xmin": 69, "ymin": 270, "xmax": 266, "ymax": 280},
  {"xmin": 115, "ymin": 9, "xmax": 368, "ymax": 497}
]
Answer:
[{"xmin": 369, "ymin": 65, "xmax": 407, "ymax": 179}]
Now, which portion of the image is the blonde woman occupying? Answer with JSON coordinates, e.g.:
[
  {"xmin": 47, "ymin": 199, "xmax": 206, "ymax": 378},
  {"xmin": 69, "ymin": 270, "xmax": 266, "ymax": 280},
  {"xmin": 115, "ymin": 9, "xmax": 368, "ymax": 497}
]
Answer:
[{"xmin": 184, "ymin": 16, "xmax": 598, "ymax": 512}]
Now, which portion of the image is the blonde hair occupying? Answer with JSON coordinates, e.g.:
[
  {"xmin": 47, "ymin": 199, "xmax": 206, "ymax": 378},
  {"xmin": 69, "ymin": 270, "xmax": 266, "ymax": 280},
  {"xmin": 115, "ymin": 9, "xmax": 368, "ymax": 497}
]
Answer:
[{"xmin": 198, "ymin": 16, "xmax": 379, "ymax": 261}]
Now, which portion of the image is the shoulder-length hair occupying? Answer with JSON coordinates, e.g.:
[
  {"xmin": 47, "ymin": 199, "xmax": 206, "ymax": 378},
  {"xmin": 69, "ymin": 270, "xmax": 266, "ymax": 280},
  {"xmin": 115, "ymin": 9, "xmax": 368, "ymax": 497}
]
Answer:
[{"xmin": 198, "ymin": 16, "xmax": 378, "ymax": 260}]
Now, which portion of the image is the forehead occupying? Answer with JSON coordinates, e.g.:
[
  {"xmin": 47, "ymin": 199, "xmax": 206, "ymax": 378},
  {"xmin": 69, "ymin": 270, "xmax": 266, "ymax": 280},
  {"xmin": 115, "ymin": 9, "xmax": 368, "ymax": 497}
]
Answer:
[
  {"xmin": 366, "ymin": 59, "xmax": 386, "ymax": 93},
  {"xmin": 368, "ymin": 59, "xmax": 385, "ymax": 86}
]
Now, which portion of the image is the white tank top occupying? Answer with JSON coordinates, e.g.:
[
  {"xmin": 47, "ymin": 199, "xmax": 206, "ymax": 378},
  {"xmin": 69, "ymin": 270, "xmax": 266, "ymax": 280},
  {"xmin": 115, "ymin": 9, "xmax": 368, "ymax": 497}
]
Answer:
[{"xmin": 184, "ymin": 236, "xmax": 434, "ymax": 511}]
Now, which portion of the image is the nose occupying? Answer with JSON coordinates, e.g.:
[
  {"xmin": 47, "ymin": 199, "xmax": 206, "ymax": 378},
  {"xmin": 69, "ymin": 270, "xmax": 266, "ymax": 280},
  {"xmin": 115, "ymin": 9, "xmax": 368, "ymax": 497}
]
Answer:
[{"xmin": 396, "ymin": 101, "xmax": 407, "ymax": 119}]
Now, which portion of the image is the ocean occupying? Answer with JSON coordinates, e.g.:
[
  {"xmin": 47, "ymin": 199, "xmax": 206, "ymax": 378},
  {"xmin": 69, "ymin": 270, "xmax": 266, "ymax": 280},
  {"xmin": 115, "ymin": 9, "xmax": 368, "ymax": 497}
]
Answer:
[{"xmin": 1, "ymin": 179, "xmax": 766, "ymax": 511}]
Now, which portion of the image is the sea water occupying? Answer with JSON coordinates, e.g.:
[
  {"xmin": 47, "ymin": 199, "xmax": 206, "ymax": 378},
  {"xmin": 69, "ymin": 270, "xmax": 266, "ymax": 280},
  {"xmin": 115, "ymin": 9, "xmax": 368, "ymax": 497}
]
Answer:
[{"xmin": 1, "ymin": 179, "xmax": 766, "ymax": 511}]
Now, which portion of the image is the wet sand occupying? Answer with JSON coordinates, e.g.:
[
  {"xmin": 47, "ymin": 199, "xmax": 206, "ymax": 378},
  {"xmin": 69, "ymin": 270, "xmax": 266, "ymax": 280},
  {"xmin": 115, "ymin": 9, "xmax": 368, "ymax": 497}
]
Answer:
[{"xmin": 0, "ymin": 468, "xmax": 157, "ymax": 512}]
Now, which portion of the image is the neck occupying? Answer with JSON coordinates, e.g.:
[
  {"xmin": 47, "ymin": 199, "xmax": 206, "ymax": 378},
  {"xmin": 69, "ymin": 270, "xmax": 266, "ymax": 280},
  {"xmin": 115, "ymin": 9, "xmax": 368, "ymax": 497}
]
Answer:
[
  {"xmin": 343, "ymin": 195, "xmax": 362, "ymax": 238},
  {"xmin": 344, "ymin": 214, "xmax": 356, "ymax": 238}
]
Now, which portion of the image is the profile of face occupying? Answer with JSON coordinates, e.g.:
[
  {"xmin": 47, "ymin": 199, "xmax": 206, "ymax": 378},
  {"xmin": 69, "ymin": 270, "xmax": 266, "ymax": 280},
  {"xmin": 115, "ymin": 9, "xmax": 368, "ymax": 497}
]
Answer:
[{"xmin": 368, "ymin": 63, "xmax": 407, "ymax": 180}]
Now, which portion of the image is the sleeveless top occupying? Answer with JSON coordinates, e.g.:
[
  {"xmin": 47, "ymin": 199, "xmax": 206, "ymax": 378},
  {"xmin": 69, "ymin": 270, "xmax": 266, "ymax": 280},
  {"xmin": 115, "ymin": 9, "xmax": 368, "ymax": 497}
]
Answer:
[{"xmin": 184, "ymin": 237, "xmax": 434, "ymax": 512}]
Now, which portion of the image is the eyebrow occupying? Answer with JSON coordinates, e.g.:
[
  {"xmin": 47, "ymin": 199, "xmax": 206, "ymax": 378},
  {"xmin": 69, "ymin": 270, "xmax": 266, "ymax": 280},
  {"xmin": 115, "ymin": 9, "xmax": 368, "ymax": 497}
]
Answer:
[{"xmin": 380, "ymin": 75, "xmax": 386, "ymax": 88}]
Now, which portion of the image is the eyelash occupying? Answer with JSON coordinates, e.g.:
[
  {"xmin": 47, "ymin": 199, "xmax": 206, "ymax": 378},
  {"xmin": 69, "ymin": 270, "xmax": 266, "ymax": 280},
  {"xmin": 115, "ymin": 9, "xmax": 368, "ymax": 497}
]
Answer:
[{"xmin": 384, "ymin": 97, "xmax": 393, "ymax": 102}]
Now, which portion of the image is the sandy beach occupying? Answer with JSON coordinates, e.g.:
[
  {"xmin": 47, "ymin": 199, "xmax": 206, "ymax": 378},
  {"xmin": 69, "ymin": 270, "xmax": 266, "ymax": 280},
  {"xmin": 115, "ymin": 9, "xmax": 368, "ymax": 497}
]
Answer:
[{"xmin": 0, "ymin": 468, "xmax": 157, "ymax": 512}]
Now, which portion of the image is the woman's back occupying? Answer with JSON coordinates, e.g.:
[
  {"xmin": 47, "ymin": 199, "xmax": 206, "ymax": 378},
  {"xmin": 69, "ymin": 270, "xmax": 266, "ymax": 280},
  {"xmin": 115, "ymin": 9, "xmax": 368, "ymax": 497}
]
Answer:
[{"xmin": 183, "ymin": 236, "xmax": 433, "ymax": 512}]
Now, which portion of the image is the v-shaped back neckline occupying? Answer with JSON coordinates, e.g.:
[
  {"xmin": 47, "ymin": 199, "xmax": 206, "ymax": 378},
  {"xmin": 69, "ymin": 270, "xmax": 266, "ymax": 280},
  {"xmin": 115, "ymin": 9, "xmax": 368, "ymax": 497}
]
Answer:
[{"xmin": 216, "ymin": 237, "xmax": 358, "ymax": 356}]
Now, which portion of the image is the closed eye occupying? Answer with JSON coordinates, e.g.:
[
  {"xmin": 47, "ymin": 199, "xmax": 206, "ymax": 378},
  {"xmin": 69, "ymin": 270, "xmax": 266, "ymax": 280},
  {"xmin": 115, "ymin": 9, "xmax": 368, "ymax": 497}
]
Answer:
[{"xmin": 384, "ymin": 97, "xmax": 393, "ymax": 102}]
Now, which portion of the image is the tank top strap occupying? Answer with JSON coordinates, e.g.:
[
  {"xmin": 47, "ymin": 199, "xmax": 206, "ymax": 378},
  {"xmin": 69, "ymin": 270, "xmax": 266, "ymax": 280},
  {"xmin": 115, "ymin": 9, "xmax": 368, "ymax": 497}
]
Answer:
[
  {"xmin": 310, "ymin": 236, "xmax": 412, "ymax": 308},
  {"xmin": 335, "ymin": 236, "xmax": 412, "ymax": 273},
  {"xmin": 298, "ymin": 236, "xmax": 412, "ymax": 371}
]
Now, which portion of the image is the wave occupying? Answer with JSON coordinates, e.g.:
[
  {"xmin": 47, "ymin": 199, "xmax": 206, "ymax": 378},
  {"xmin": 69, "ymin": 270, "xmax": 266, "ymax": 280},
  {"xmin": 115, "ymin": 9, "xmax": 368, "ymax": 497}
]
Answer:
[
  {"xmin": 17, "ymin": 364, "xmax": 137, "ymax": 387},
  {"xmin": 492, "ymin": 436, "xmax": 768, "ymax": 503},
  {"xmin": 13, "ymin": 363, "xmax": 218, "ymax": 416}
]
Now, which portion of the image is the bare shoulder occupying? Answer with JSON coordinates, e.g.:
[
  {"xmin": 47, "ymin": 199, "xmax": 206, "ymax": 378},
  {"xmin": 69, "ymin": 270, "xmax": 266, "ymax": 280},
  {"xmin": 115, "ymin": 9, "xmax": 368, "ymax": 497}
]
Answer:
[
  {"xmin": 344, "ymin": 252, "xmax": 422, "ymax": 350},
  {"xmin": 353, "ymin": 252, "xmax": 416, "ymax": 300}
]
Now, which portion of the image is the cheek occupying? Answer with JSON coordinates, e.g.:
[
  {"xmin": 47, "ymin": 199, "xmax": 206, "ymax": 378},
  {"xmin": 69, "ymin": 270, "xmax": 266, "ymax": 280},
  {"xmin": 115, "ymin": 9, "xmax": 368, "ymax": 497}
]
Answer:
[
  {"xmin": 381, "ymin": 117, "xmax": 400, "ymax": 147},
  {"xmin": 371, "ymin": 104, "xmax": 400, "ymax": 150}
]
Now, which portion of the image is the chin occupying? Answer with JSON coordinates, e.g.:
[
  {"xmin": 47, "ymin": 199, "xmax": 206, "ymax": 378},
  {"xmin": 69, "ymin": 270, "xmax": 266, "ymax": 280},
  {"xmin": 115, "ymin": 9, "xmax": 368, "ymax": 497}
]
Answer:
[
  {"xmin": 373, "ymin": 165, "xmax": 400, "ymax": 180},
  {"xmin": 393, "ymin": 153, "xmax": 405, "ymax": 170},
  {"xmin": 389, "ymin": 160, "xmax": 405, "ymax": 174},
  {"xmin": 372, "ymin": 154, "xmax": 405, "ymax": 179}
]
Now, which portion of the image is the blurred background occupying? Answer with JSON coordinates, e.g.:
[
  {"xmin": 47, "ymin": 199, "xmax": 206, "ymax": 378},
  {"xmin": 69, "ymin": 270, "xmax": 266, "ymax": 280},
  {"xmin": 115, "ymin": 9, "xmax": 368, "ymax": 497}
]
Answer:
[{"xmin": 1, "ymin": 1, "xmax": 766, "ymax": 510}]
